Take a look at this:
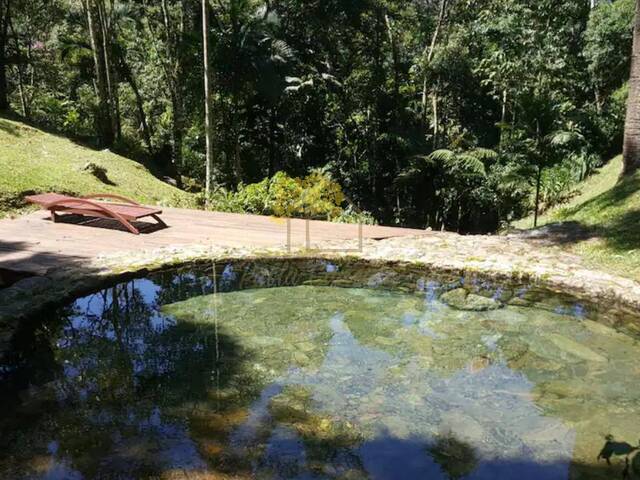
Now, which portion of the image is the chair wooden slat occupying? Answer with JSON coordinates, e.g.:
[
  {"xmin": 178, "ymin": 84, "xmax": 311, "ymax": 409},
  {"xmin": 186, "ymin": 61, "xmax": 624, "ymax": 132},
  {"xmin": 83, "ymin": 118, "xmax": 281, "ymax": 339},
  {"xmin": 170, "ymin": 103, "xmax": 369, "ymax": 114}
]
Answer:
[{"xmin": 25, "ymin": 193, "xmax": 166, "ymax": 235}]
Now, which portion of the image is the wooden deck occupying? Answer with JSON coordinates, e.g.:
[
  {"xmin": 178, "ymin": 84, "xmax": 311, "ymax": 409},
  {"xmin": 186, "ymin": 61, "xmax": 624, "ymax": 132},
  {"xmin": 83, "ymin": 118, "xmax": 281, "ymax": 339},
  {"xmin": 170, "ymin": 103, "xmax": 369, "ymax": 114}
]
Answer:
[{"xmin": 0, "ymin": 208, "xmax": 426, "ymax": 275}]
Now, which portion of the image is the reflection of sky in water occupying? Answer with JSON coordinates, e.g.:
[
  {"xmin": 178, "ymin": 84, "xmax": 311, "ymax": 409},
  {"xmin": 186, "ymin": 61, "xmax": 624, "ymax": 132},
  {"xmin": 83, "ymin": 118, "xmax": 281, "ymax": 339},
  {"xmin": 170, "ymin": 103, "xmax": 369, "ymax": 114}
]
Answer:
[
  {"xmin": 61, "ymin": 278, "xmax": 177, "ymax": 382},
  {"xmin": 323, "ymin": 261, "xmax": 339, "ymax": 273},
  {"xmin": 69, "ymin": 278, "xmax": 171, "ymax": 335},
  {"xmin": 220, "ymin": 264, "xmax": 237, "ymax": 291},
  {"xmin": 555, "ymin": 304, "xmax": 587, "ymax": 319},
  {"xmin": 144, "ymin": 414, "xmax": 206, "ymax": 471},
  {"xmin": 230, "ymin": 383, "xmax": 284, "ymax": 449},
  {"xmin": 230, "ymin": 314, "xmax": 575, "ymax": 480},
  {"xmin": 39, "ymin": 441, "xmax": 83, "ymax": 480},
  {"xmin": 261, "ymin": 426, "xmax": 311, "ymax": 479},
  {"xmin": 41, "ymin": 460, "xmax": 83, "ymax": 480}
]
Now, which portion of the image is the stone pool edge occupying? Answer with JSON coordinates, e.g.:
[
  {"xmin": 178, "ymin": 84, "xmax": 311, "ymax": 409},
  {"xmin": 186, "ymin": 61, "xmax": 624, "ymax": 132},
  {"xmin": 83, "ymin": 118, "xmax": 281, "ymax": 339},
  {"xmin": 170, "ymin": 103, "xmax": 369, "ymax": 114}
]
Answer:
[{"xmin": 1, "ymin": 235, "xmax": 640, "ymax": 357}]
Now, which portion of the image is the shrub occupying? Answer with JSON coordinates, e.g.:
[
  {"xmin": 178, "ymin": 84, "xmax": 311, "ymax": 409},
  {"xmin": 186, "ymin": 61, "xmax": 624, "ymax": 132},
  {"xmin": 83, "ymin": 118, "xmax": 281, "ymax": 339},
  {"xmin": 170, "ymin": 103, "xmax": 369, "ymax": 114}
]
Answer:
[
  {"xmin": 207, "ymin": 170, "xmax": 374, "ymax": 222},
  {"xmin": 81, "ymin": 161, "xmax": 112, "ymax": 185},
  {"xmin": 332, "ymin": 205, "xmax": 378, "ymax": 225}
]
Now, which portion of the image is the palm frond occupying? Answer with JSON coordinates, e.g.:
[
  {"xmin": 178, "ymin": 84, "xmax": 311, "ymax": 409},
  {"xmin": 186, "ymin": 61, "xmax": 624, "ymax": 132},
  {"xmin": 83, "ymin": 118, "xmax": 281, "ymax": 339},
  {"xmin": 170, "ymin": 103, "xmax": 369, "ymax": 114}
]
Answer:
[
  {"xmin": 428, "ymin": 149, "xmax": 456, "ymax": 163},
  {"xmin": 455, "ymin": 154, "xmax": 487, "ymax": 176},
  {"xmin": 270, "ymin": 39, "xmax": 295, "ymax": 61},
  {"xmin": 429, "ymin": 149, "xmax": 487, "ymax": 176},
  {"xmin": 546, "ymin": 130, "xmax": 584, "ymax": 146},
  {"xmin": 471, "ymin": 147, "xmax": 498, "ymax": 162}
]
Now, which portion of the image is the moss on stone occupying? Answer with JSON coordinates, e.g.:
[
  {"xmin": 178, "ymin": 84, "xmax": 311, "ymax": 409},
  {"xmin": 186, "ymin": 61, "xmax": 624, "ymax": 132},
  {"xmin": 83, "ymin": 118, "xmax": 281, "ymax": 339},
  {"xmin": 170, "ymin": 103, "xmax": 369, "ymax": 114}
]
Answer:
[{"xmin": 440, "ymin": 288, "xmax": 503, "ymax": 311}]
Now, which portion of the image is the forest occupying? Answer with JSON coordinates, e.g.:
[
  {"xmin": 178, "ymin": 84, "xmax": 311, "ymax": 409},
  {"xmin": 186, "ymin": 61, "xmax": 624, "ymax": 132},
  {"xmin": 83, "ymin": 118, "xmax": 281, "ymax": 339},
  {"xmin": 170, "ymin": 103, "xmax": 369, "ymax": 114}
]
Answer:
[{"xmin": 0, "ymin": 0, "xmax": 635, "ymax": 232}]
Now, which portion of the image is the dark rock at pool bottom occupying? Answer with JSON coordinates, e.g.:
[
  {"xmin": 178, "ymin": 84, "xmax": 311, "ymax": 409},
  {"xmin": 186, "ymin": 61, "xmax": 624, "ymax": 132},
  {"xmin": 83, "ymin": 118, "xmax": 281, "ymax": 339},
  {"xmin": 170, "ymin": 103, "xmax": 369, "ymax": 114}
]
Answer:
[{"xmin": 439, "ymin": 288, "xmax": 503, "ymax": 311}]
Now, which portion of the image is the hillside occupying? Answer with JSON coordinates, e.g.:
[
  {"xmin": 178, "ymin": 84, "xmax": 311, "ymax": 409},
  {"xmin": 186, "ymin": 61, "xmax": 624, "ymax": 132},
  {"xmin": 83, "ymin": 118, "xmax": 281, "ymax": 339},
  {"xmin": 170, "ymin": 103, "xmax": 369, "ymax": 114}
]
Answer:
[
  {"xmin": 513, "ymin": 155, "xmax": 640, "ymax": 281},
  {"xmin": 0, "ymin": 116, "xmax": 195, "ymax": 217},
  {"xmin": 512, "ymin": 156, "xmax": 623, "ymax": 229}
]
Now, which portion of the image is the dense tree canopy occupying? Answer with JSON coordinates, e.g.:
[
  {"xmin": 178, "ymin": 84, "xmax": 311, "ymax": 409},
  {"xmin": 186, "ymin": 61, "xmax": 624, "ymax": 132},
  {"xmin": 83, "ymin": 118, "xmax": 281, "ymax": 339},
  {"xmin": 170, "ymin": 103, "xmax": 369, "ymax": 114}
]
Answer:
[{"xmin": 0, "ymin": 0, "xmax": 635, "ymax": 231}]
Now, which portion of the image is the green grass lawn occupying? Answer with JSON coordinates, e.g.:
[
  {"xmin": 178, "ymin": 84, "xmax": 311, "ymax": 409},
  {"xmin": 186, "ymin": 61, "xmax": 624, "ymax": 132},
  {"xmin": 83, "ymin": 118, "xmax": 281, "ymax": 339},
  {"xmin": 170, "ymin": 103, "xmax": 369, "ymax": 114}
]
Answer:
[
  {"xmin": 0, "ymin": 116, "xmax": 195, "ymax": 217},
  {"xmin": 513, "ymin": 155, "xmax": 640, "ymax": 281}
]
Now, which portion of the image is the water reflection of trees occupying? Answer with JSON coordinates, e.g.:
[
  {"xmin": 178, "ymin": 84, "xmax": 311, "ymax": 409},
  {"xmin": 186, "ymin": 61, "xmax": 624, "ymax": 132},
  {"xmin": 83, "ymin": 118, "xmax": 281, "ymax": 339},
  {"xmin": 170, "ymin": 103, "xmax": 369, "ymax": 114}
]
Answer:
[
  {"xmin": 0, "ymin": 270, "xmax": 255, "ymax": 478},
  {"xmin": 59, "ymin": 283, "xmax": 238, "ymax": 406}
]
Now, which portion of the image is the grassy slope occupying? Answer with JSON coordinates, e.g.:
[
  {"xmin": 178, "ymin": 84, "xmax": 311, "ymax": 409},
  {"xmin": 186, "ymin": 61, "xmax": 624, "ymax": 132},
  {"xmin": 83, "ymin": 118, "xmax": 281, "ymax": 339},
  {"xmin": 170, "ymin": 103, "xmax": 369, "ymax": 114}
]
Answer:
[
  {"xmin": 514, "ymin": 155, "xmax": 640, "ymax": 280},
  {"xmin": 0, "ymin": 117, "xmax": 194, "ymax": 216},
  {"xmin": 512, "ymin": 156, "xmax": 624, "ymax": 229}
]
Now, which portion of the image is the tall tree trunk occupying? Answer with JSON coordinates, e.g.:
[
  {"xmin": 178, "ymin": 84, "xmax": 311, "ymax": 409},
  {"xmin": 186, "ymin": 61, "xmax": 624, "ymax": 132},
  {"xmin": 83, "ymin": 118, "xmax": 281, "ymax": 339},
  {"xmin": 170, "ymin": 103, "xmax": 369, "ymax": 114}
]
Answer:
[
  {"xmin": 496, "ymin": 89, "xmax": 508, "ymax": 147},
  {"xmin": 118, "ymin": 51, "xmax": 153, "ymax": 153},
  {"xmin": 268, "ymin": 108, "xmax": 278, "ymax": 176},
  {"xmin": 623, "ymin": 0, "xmax": 640, "ymax": 175},
  {"xmin": 149, "ymin": 0, "xmax": 185, "ymax": 170},
  {"xmin": 202, "ymin": 0, "xmax": 214, "ymax": 200},
  {"xmin": 421, "ymin": 0, "xmax": 447, "ymax": 128},
  {"xmin": 384, "ymin": 13, "xmax": 400, "ymax": 101},
  {"xmin": 533, "ymin": 165, "xmax": 542, "ymax": 228},
  {"xmin": 8, "ymin": 14, "xmax": 28, "ymax": 117},
  {"xmin": 0, "ymin": 0, "xmax": 10, "ymax": 111},
  {"xmin": 228, "ymin": 5, "xmax": 243, "ymax": 182},
  {"xmin": 131, "ymin": 83, "xmax": 152, "ymax": 152},
  {"xmin": 83, "ymin": 0, "xmax": 114, "ymax": 146},
  {"xmin": 432, "ymin": 88, "xmax": 439, "ymax": 149},
  {"xmin": 170, "ymin": 90, "xmax": 183, "ymax": 168},
  {"xmin": 501, "ymin": 90, "xmax": 508, "ymax": 125},
  {"xmin": 594, "ymin": 87, "xmax": 602, "ymax": 115},
  {"xmin": 14, "ymin": 64, "xmax": 25, "ymax": 115},
  {"xmin": 96, "ymin": 0, "xmax": 120, "ymax": 141}
]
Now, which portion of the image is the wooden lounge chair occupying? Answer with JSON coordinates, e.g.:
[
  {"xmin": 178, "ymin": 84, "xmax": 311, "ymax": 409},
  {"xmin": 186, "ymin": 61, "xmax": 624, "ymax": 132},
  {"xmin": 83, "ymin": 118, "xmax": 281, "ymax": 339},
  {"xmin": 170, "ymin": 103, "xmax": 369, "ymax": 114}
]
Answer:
[{"xmin": 25, "ymin": 193, "xmax": 166, "ymax": 235}]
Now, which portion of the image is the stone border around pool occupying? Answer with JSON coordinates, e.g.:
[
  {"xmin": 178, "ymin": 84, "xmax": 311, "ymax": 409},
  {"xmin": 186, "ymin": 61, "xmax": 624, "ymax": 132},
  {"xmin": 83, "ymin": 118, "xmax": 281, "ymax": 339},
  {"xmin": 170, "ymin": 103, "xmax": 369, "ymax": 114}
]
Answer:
[{"xmin": 1, "ymin": 235, "xmax": 640, "ymax": 358}]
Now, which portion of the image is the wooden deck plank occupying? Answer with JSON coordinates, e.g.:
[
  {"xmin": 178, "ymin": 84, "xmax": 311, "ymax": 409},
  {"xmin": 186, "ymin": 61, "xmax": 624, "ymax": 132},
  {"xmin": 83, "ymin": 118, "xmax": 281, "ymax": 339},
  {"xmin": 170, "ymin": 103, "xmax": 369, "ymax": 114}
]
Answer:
[{"xmin": 0, "ymin": 208, "xmax": 427, "ymax": 274}]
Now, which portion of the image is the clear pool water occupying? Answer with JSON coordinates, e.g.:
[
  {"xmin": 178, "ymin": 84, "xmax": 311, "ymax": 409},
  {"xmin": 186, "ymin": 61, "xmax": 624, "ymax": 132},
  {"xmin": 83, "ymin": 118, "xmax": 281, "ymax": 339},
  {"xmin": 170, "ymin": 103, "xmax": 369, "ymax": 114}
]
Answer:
[{"xmin": 1, "ymin": 261, "xmax": 639, "ymax": 479}]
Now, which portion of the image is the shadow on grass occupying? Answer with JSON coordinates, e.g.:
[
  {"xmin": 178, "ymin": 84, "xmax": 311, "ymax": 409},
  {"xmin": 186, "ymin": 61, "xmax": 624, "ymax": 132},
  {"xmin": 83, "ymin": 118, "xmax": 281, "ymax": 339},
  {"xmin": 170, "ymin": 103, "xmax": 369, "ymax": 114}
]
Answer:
[
  {"xmin": 560, "ymin": 173, "xmax": 640, "ymax": 218},
  {"xmin": 514, "ymin": 221, "xmax": 597, "ymax": 245},
  {"xmin": 594, "ymin": 209, "xmax": 640, "ymax": 253},
  {"xmin": 0, "ymin": 118, "xmax": 22, "ymax": 137},
  {"xmin": 518, "ymin": 212, "xmax": 640, "ymax": 260},
  {"xmin": 514, "ymin": 171, "xmax": 640, "ymax": 257},
  {"xmin": 92, "ymin": 168, "xmax": 117, "ymax": 186}
]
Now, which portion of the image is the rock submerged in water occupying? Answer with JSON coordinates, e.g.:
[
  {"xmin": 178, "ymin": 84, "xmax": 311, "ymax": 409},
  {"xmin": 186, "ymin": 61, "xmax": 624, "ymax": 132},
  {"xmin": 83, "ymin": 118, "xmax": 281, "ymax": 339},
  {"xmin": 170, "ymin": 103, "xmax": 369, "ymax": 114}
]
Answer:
[
  {"xmin": 270, "ymin": 386, "xmax": 312, "ymax": 423},
  {"xmin": 440, "ymin": 288, "xmax": 502, "ymax": 311},
  {"xmin": 545, "ymin": 333, "xmax": 607, "ymax": 363},
  {"xmin": 269, "ymin": 386, "xmax": 363, "ymax": 449}
]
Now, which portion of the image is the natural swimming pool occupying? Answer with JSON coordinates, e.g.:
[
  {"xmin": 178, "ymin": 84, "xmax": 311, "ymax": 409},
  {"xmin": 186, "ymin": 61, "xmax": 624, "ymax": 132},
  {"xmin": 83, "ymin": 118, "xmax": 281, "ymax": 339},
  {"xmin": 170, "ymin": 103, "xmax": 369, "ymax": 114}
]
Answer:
[{"xmin": 1, "ymin": 259, "xmax": 638, "ymax": 479}]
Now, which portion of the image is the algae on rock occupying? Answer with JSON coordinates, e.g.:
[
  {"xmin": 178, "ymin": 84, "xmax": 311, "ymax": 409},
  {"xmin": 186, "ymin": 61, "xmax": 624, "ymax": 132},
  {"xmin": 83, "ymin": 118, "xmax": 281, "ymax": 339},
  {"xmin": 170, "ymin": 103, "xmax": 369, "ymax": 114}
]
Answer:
[{"xmin": 440, "ymin": 288, "xmax": 503, "ymax": 311}]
